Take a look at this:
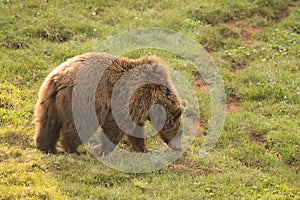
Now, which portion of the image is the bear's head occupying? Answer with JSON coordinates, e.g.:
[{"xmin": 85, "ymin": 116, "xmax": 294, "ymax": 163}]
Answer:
[{"xmin": 149, "ymin": 101, "xmax": 186, "ymax": 151}]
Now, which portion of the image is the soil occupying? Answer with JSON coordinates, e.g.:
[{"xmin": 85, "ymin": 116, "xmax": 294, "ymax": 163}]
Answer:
[
  {"xmin": 226, "ymin": 101, "xmax": 240, "ymax": 113},
  {"xmin": 193, "ymin": 79, "xmax": 209, "ymax": 93}
]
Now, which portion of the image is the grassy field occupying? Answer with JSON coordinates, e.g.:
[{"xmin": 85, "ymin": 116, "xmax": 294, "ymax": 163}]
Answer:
[{"xmin": 0, "ymin": 0, "xmax": 300, "ymax": 199}]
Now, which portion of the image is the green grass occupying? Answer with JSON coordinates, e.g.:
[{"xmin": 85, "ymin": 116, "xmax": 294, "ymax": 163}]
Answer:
[{"xmin": 1, "ymin": 0, "xmax": 300, "ymax": 199}]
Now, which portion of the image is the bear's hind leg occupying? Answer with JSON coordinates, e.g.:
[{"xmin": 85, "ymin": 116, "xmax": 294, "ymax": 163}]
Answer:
[
  {"xmin": 60, "ymin": 126, "xmax": 82, "ymax": 154},
  {"xmin": 34, "ymin": 104, "xmax": 61, "ymax": 154}
]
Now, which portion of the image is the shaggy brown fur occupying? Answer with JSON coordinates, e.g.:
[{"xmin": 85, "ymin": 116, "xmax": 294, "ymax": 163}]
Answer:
[{"xmin": 34, "ymin": 52, "xmax": 184, "ymax": 156}]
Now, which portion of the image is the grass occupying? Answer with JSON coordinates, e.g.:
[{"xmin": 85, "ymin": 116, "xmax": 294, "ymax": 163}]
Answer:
[{"xmin": 0, "ymin": 0, "xmax": 300, "ymax": 199}]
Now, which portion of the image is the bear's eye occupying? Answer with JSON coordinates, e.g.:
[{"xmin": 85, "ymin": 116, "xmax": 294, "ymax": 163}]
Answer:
[{"xmin": 173, "ymin": 108, "xmax": 182, "ymax": 121}]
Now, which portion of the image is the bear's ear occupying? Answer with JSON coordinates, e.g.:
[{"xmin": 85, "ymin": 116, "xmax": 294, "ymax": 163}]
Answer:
[{"xmin": 181, "ymin": 99, "xmax": 187, "ymax": 108}]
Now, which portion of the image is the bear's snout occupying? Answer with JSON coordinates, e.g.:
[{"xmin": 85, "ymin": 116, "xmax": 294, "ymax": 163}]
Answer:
[
  {"xmin": 168, "ymin": 143, "xmax": 182, "ymax": 151},
  {"xmin": 167, "ymin": 135, "xmax": 182, "ymax": 152}
]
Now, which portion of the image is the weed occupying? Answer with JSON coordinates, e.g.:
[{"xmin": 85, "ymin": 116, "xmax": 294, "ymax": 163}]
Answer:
[{"xmin": 0, "ymin": 0, "xmax": 299, "ymax": 199}]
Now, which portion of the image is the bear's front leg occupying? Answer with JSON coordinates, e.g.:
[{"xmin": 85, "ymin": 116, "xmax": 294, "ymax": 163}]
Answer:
[
  {"xmin": 92, "ymin": 121, "xmax": 124, "ymax": 157},
  {"xmin": 123, "ymin": 125, "xmax": 154, "ymax": 153},
  {"xmin": 123, "ymin": 134, "xmax": 153, "ymax": 153}
]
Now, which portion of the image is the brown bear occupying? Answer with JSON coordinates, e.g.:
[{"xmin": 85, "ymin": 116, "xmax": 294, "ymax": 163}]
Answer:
[{"xmin": 34, "ymin": 52, "xmax": 184, "ymax": 156}]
